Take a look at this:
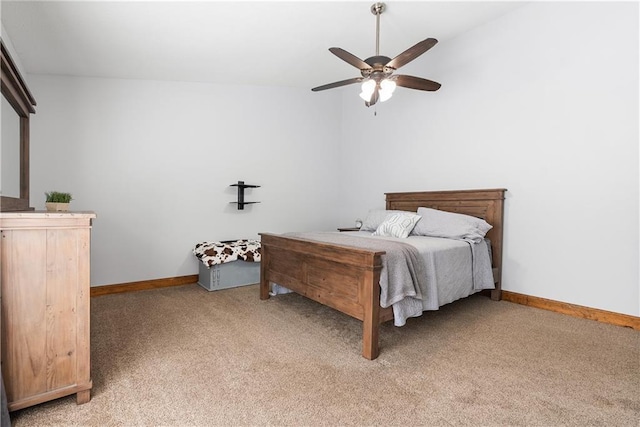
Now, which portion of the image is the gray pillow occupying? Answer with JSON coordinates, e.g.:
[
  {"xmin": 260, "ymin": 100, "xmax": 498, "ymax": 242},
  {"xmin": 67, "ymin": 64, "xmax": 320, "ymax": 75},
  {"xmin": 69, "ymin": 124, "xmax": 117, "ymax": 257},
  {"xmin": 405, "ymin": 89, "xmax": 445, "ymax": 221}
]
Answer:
[
  {"xmin": 360, "ymin": 209, "xmax": 409, "ymax": 232},
  {"xmin": 413, "ymin": 207, "xmax": 492, "ymax": 242}
]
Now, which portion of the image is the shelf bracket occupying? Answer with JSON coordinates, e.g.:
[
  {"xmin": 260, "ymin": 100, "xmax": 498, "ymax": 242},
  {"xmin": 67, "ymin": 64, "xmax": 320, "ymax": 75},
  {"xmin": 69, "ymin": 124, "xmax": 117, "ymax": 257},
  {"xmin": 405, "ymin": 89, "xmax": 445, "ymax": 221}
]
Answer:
[{"xmin": 230, "ymin": 180, "xmax": 260, "ymax": 210}]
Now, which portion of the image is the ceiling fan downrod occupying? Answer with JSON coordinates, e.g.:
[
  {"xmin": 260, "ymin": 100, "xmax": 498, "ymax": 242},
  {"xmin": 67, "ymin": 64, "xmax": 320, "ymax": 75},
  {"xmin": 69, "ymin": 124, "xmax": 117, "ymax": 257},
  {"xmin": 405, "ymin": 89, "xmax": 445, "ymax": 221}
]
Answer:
[{"xmin": 371, "ymin": 2, "xmax": 385, "ymax": 57}]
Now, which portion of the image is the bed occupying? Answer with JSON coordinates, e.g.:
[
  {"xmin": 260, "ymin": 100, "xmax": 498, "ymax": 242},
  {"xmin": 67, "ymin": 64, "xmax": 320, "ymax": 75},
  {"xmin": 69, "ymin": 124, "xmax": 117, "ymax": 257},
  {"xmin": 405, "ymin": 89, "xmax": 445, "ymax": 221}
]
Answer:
[{"xmin": 259, "ymin": 188, "xmax": 506, "ymax": 360}]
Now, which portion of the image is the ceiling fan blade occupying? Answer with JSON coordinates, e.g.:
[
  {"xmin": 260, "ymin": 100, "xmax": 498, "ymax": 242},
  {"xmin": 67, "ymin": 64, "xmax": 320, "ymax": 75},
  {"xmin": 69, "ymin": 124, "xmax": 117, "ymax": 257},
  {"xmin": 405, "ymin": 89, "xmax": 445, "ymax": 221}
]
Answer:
[
  {"xmin": 312, "ymin": 77, "xmax": 364, "ymax": 92},
  {"xmin": 329, "ymin": 48, "xmax": 372, "ymax": 70},
  {"xmin": 395, "ymin": 75, "xmax": 441, "ymax": 91},
  {"xmin": 386, "ymin": 38, "xmax": 438, "ymax": 70}
]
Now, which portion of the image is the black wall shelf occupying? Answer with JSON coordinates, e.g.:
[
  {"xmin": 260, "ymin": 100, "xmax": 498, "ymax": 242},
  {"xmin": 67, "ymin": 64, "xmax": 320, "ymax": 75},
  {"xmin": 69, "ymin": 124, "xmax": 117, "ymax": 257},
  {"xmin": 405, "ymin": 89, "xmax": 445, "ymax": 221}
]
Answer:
[{"xmin": 230, "ymin": 181, "xmax": 260, "ymax": 210}]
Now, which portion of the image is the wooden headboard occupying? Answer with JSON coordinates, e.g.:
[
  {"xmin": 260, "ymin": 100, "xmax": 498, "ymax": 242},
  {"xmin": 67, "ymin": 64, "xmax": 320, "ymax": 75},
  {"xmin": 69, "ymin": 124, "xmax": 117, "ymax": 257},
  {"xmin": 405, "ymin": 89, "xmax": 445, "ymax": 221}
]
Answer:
[{"xmin": 386, "ymin": 188, "xmax": 507, "ymax": 300}]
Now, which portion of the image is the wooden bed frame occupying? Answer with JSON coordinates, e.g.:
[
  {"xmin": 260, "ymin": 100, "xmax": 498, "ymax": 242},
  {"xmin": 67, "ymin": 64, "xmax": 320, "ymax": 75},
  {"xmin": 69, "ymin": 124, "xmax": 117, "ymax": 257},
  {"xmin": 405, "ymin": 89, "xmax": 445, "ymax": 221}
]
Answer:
[{"xmin": 259, "ymin": 188, "xmax": 506, "ymax": 360}]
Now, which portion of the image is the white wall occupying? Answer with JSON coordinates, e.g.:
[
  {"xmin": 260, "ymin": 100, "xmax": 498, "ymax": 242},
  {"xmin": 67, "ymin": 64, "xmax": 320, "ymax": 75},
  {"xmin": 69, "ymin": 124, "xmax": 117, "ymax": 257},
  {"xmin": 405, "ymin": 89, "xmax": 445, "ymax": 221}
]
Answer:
[
  {"xmin": 338, "ymin": 2, "xmax": 639, "ymax": 316},
  {"xmin": 28, "ymin": 75, "xmax": 343, "ymax": 286},
  {"xmin": 12, "ymin": 2, "xmax": 640, "ymax": 317}
]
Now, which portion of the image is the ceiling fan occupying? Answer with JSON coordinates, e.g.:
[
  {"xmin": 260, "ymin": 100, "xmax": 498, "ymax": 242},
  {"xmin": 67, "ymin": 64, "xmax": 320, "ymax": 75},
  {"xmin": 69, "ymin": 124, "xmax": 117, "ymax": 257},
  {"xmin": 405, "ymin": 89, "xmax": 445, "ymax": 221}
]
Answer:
[{"xmin": 312, "ymin": 2, "xmax": 441, "ymax": 107}]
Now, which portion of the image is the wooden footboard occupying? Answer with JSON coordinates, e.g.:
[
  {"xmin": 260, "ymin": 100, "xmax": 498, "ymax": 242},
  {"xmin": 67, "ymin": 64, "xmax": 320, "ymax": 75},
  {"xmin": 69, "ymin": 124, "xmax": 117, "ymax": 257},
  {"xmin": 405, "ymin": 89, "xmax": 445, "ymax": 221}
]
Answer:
[{"xmin": 259, "ymin": 232, "xmax": 393, "ymax": 359}]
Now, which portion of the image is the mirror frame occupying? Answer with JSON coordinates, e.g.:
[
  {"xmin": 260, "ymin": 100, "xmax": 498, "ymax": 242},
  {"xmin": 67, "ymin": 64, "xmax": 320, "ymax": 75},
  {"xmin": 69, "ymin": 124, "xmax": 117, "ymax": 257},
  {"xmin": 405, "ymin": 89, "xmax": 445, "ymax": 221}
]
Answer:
[{"xmin": 1, "ymin": 40, "xmax": 36, "ymax": 211}]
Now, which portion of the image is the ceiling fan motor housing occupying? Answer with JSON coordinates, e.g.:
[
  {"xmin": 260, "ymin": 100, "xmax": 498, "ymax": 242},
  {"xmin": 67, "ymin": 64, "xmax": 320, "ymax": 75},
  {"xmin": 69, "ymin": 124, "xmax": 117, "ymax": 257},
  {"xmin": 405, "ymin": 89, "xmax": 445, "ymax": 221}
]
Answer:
[{"xmin": 362, "ymin": 55, "xmax": 394, "ymax": 81}]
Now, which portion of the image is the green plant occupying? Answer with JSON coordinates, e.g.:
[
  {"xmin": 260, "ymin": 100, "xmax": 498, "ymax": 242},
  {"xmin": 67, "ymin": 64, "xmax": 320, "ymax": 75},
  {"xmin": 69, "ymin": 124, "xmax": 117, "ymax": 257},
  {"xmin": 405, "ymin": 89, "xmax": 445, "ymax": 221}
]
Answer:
[{"xmin": 45, "ymin": 191, "xmax": 73, "ymax": 203}]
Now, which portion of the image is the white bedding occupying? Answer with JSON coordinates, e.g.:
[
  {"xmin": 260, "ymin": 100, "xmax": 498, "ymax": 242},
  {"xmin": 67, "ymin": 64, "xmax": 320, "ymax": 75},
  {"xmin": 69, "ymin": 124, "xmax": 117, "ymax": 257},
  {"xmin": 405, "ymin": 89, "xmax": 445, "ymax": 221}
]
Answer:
[{"xmin": 270, "ymin": 232, "xmax": 494, "ymax": 326}]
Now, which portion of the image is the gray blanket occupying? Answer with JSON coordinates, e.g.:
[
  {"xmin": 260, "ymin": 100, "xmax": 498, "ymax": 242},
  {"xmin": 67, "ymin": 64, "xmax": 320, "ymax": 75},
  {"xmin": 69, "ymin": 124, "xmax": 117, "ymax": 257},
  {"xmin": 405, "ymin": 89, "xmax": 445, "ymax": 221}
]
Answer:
[
  {"xmin": 285, "ymin": 232, "xmax": 430, "ymax": 326},
  {"xmin": 467, "ymin": 238, "xmax": 494, "ymax": 292}
]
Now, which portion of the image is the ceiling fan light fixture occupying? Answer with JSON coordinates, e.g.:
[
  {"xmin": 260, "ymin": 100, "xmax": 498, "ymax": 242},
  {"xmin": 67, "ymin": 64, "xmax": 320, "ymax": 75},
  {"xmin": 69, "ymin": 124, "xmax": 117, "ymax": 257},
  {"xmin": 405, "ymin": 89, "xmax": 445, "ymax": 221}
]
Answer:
[
  {"xmin": 359, "ymin": 79, "xmax": 376, "ymax": 101},
  {"xmin": 379, "ymin": 78, "xmax": 396, "ymax": 102}
]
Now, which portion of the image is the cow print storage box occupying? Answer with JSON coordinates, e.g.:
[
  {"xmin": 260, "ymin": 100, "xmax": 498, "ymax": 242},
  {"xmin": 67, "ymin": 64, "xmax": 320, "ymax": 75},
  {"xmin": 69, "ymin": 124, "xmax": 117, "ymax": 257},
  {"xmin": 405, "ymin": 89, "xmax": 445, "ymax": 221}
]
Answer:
[{"xmin": 193, "ymin": 239, "xmax": 261, "ymax": 291}]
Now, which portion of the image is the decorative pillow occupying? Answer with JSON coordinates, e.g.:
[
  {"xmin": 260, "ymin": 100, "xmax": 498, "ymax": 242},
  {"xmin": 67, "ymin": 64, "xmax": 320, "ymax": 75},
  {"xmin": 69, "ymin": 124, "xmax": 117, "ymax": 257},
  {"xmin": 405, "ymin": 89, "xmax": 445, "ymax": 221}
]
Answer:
[
  {"xmin": 372, "ymin": 212, "xmax": 422, "ymax": 239},
  {"xmin": 360, "ymin": 209, "xmax": 408, "ymax": 232},
  {"xmin": 413, "ymin": 207, "xmax": 492, "ymax": 242}
]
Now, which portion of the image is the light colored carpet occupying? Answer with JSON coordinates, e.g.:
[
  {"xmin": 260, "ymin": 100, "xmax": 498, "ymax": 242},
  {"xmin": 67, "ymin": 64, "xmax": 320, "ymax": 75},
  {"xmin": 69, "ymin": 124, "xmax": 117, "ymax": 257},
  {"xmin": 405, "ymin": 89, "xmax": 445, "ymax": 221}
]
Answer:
[{"xmin": 10, "ymin": 284, "xmax": 640, "ymax": 426}]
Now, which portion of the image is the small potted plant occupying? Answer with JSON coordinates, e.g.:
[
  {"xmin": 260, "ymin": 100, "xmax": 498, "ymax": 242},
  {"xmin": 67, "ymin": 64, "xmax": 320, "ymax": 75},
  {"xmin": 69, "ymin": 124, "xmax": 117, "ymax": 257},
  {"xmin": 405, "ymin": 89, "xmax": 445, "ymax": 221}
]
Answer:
[{"xmin": 45, "ymin": 191, "xmax": 73, "ymax": 212}]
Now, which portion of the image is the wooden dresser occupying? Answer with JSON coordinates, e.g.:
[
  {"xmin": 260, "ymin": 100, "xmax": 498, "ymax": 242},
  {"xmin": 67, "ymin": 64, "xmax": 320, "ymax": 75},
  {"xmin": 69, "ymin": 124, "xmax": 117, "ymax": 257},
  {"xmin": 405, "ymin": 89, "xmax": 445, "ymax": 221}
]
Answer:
[{"xmin": 0, "ymin": 211, "xmax": 96, "ymax": 411}]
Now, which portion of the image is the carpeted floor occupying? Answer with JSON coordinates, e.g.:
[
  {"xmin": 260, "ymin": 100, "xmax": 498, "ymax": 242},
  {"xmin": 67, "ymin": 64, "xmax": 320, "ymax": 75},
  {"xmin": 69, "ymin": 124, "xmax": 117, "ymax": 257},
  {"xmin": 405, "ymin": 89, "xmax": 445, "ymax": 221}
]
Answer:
[{"xmin": 9, "ymin": 283, "xmax": 640, "ymax": 426}]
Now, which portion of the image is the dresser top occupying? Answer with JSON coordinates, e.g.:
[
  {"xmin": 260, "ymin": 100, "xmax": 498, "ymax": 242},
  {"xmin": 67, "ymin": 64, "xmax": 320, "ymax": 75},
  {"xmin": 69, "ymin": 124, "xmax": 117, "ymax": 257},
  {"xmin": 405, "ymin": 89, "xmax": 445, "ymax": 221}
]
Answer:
[{"xmin": 0, "ymin": 211, "xmax": 96, "ymax": 219}]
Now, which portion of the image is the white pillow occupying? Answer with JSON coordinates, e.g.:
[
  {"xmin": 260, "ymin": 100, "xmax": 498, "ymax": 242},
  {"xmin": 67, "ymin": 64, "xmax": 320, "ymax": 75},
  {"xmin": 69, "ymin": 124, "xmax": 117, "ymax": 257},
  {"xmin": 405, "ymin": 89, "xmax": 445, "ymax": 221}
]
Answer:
[
  {"xmin": 360, "ymin": 209, "xmax": 408, "ymax": 232},
  {"xmin": 372, "ymin": 213, "xmax": 422, "ymax": 239},
  {"xmin": 413, "ymin": 207, "xmax": 492, "ymax": 242}
]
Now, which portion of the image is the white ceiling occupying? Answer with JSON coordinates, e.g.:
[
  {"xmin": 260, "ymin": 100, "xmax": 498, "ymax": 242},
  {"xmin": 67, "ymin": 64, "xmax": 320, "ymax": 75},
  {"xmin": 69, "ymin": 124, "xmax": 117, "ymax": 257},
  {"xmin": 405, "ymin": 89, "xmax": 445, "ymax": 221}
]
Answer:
[{"xmin": 1, "ymin": 1, "xmax": 526, "ymax": 89}]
